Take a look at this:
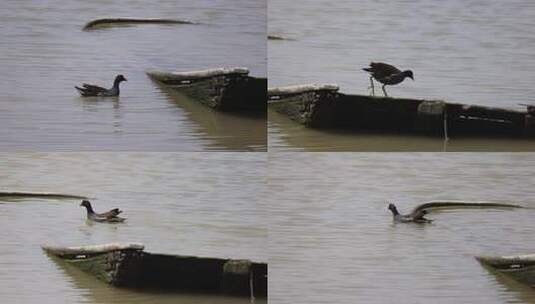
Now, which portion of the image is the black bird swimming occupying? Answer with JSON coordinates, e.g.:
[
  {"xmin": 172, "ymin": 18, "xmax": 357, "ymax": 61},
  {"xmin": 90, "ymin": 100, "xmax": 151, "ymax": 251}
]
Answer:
[
  {"xmin": 363, "ymin": 62, "xmax": 413, "ymax": 97},
  {"xmin": 75, "ymin": 74, "xmax": 127, "ymax": 97},
  {"xmin": 388, "ymin": 203, "xmax": 432, "ymax": 223},
  {"xmin": 80, "ymin": 200, "xmax": 126, "ymax": 223}
]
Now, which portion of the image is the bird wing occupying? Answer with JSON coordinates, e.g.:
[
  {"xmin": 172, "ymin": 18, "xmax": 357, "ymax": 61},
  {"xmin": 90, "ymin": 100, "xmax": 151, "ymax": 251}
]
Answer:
[
  {"xmin": 75, "ymin": 83, "xmax": 109, "ymax": 96},
  {"xmin": 82, "ymin": 84, "xmax": 108, "ymax": 93},
  {"xmin": 410, "ymin": 209, "xmax": 428, "ymax": 220},
  {"xmin": 364, "ymin": 62, "xmax": 401, "ymax": 80},
  {"xmin": 97, "ymin": 208, "xmax": 122, "ymax": 218},
  {"xmin": 370, "ymin": 62, "xmax": 401, "ymax": 75}
]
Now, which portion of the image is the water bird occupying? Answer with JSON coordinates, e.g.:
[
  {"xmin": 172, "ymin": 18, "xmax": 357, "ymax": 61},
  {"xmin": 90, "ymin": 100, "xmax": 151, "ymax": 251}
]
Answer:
[
  {"xmin": 75, "ymin": 75, "xmax": 127, "ymax": 97},
  {"xmin": 362, "ymin": 62, "xmax": 413, "ymax": 97},
  {"xmin": 80, "ymin": 200, "xmax": 126, "ymax": 223},
  {"xmin": 387, "ymin": 201, "xmax": 523, "ymax": 223},
  {"xmin": 388, "ymin": 203, "xmax": 432, "ymax": 223}
]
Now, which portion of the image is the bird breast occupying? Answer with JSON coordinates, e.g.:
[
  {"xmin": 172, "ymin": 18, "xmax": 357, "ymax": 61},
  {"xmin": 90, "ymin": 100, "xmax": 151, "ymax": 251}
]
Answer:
[{"xmin": 379, "ymin": 73, "xmax": 407, "ymax": 85}]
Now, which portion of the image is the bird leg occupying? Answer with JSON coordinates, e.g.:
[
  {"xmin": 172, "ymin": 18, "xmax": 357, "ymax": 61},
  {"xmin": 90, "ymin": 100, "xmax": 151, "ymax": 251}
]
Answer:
[
  {"xmin": 382, "ymin": 84, "xmax": 388, "ymax": 97},
  {"xmin": 368, "ymin": 76, "xmax": 375, "ymax": 96}
]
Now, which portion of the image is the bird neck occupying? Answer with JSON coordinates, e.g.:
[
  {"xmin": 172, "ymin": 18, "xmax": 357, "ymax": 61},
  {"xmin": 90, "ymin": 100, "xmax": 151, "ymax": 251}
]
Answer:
[
  {"xmin": 390, "ymin": 207, "xmax": 400, "ymax": 216},
  {"xmin": 84, "ymin": 205, "xmax": 95, "ymax": 214},
  {"xmin": 113, "ymin": 79, "xmax": 122, "ymax": 89}
]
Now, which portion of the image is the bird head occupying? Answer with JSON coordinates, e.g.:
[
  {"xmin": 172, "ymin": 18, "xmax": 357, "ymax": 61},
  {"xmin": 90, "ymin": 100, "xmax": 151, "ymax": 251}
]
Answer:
[
  {"xmin": 387, "ymin": 203, "xmax": 397, "ymax": 212},
  {"xmin": 404, "ymin": 70, "xmax": 414, "ymax": 80},
  {"xmin": 115, "ymin": 74, "xmax": 127, "ymax": 83},
  {"xmin": 80, "ymin": 200, "xmax": 91, "ymax": 207}
]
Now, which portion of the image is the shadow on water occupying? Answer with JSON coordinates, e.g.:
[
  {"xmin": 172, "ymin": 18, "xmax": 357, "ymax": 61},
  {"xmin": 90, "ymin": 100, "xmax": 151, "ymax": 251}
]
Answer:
[
  {"xmin": 152, "ymin": 81, "xmax": 266, "ymax": 151},
  {"xmin": 47, "ymin": 254, "xmax": 265, "ymax": 304}
]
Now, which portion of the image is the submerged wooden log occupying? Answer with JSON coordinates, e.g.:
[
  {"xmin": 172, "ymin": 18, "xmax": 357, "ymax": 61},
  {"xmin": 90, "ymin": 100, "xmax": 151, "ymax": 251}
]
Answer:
[
  {"xmin": 83, "ymin": 18, "xmax": 196, "ymax": 30},
  {"xmin": 0, "ymin": 192, "xmax": 88, "ymax": 199},
  {"xmin": 147, "ymin": 67, "xmax": 266, "ymax": 112},
  {"xmin": 412, "ymin": 201, "xmax": 523, "ymax": 212},
  {"xmin": 268, "ymin": 83, "xmax": 535, "ymax": 138},
  {"xmin": 477, "ymin": 254, "xmax": 535, "ymax": 288},
  {"xmin": 42, "ymin": 243, "xmax": 267, "ymax": 297},
  {"xmin": 268, "ymin": 35, "xmax": 294, "ymax": 41}
]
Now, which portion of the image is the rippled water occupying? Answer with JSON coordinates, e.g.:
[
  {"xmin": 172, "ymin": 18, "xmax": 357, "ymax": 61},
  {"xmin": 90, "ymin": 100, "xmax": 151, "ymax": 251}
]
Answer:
[
  {"xmin": 268, "ymin": 0, "xmax": 535, "ymax": 151},
  {"xmin": 0, "ymin": 0, "xmax": 266, "ymax": 151},
  {"xmin": 268, "ymin": 153, "xmax": 535, "ymax": 304},
  {"xmin": 0, "ymin": 153, "xmax": 267, "ymax": 303}
]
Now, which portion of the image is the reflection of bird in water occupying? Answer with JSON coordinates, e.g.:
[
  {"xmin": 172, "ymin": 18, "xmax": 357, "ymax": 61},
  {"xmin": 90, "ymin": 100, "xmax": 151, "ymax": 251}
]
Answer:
[
  {"xmin": 80, "ymin": 200, "xmax": 126, "ymax": 223},
  {"xmin": 362, "ymin": 62, "xmax": 413, "ymax": 97},
  {"xmin": 387, "ymin": 201, "xmax": 523, "ymax": 224},
  {"xmin": 75, "ymin": 75, "xmax": 127, "ymax": 97}
]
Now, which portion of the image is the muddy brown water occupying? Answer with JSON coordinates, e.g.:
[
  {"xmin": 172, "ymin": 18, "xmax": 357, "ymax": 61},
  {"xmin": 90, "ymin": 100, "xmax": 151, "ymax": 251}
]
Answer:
[
  {"xmin": 268, "ymin": 0, "xmax": 535, "ymax": 151},
  {"xmin": 0, "ymin": 153, "xmax": 267, "ymax": 303},
  {"xmin": 268, "ymin": 153, "xmax": 535, "ymax": 304},
  {"xmin": 0, "ymin": 0, "xmax": 266, "ymax": 151}
]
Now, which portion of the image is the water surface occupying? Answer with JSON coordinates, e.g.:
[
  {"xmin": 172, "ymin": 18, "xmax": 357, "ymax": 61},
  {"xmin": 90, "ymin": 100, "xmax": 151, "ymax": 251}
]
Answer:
[
  {"xmin": 268, "ymin": 0, "xmax": 535, "ymax": 151},
  {"xmin": 269, "ymin": 153, "xmax": 535, "ymax": 303},
  {"xmin": 0, "ymin": 0, "xmax": 266, "ymax": 151},
  {"xmin": 0, "ymin": 152, "xmax": 267, "ymax": 303}
]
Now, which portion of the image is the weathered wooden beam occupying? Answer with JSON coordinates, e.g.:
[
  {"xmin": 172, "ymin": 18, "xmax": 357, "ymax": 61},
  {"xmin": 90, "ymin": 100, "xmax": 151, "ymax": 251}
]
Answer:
[
  {"xmin": 42, "ymin": 243, "xmax": 144, "ymax": 257},
  {"xmin": 268, "ymin": 84, "xmax": 339, "ymax": 98},
  {"xmin": 147, "ymin": 67, "xmax": 250, "ymax": 83}
]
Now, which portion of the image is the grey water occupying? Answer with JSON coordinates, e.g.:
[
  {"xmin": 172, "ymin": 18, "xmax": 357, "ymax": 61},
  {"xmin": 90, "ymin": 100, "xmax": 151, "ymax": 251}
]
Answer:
[
  {"xmin": 268, "ymin": 0, "xmax": 535, "ymax": 151},
  {"xmin": 0, "ymin": 153, "xmax": 267, "ymax": 303},
  {"xmin": 0, "ymin": 0, "xmax": 266, "ymax": 151},
  {"xmin": 268, "ymin": 153, "xmax": 535, "ymax": 303}
]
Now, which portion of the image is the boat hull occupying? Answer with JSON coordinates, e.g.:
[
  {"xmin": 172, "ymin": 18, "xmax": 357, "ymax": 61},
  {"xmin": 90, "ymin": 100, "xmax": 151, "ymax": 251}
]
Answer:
[
  {"xmin": 268, "ymin": 84, "xmax": 535, "ymax": 138},
  {"xmin": 477, "ymin": 254, "xmax": 535, "ymax": 287},
  {"xmin": 43, "ymin": 243, "xmax": 267, "ymax": 297},
  {"xmin": 148, "ymin": 68, "xmax": 266, "ymax": 112}
]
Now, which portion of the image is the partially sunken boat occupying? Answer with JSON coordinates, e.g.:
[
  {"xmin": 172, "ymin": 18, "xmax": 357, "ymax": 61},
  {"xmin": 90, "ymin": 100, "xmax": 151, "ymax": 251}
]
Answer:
[
  {"xmin": 147, "ymin": 67, "xmax": 266, "ymax": 112},
  {"xmin": 476, "ymin": 254, "xmax": 535, "ymax": 287},
  {"xmin": 42, "ymin": 243, "xmax": 267, "ymax": 298},
  {"xmin": 268, "ymin": 84, "xmax": 535, "ymax": 138}
]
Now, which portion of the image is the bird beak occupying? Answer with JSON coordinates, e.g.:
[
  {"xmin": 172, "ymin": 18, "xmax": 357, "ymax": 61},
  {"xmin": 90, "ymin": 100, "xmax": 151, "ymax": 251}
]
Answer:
[
  {"xmin": 124, "ymin": 78, "xmax": 128, "ymax": 82},
  {"xmin": 410, "ymin": 76, "xmax": 414, "ymax": 81}
]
